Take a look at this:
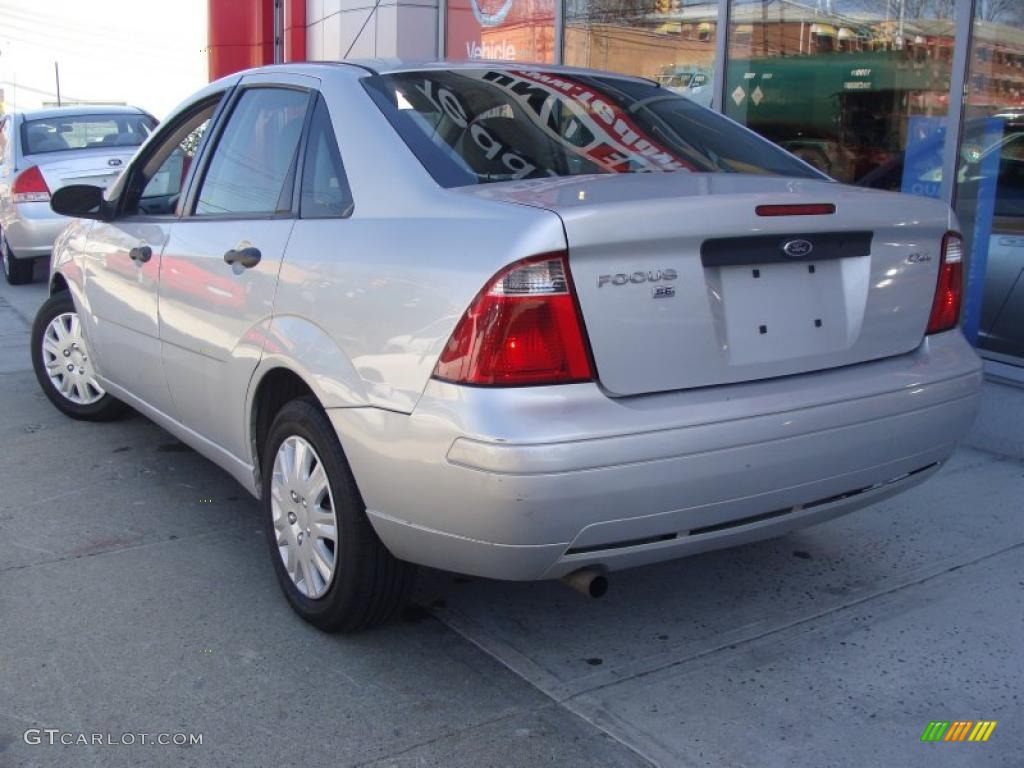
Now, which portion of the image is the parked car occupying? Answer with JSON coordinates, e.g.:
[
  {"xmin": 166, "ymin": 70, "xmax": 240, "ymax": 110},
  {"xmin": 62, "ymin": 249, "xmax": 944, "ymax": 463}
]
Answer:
[
  {"xmin": 32, "ymin": 62, "xmax": 983, "ymax": 632},
  {"xmin": 656, "ymin": 66, "xmax": 714, "ymax": 108},
  {"xmin": 0, "ymin": 105, "xmax": 157, "ymax": 284}
]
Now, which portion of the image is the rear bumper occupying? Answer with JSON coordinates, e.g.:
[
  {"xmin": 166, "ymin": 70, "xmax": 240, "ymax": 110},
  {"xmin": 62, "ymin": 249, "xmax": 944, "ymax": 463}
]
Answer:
[
  {"xmin": 330, "ymin": 331, "xmax": 982, "ymax": 580},
  {"xmin": 3, "ymin": 202, "xmax": 66, "ymax": 259}
]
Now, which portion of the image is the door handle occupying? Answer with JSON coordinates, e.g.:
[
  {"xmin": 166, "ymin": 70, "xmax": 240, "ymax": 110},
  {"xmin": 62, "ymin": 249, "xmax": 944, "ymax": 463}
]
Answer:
[
  {"xmin": 223, "ymin": 246, "xmax": 262, "ymax": 269},
  {"xmin": 129, "ymin": 245, "xmax": 152, "ymax": 263}
]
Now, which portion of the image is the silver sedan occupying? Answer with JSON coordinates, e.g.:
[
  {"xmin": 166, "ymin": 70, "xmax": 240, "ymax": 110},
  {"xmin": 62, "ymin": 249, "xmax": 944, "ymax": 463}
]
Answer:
[
  {"xmin": 32, "ymin": 61, "xmax": 982, "ymax": 631},
  {"xmin": 0, "ymin": 105, "xmax": 156, "ymax": 284}
]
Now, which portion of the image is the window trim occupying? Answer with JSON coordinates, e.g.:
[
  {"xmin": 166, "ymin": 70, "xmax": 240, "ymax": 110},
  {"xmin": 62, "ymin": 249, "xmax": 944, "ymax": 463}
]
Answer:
[
  {"xmin": 183, "ymin": 83, "xmax": 316, "ymax": 222},
  {"xmin": 111, "ymin": 92, "xmax": 231, "ymax": 222}
]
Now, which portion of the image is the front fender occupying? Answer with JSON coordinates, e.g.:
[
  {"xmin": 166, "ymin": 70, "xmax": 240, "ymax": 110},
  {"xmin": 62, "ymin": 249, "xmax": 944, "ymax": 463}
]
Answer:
[
  {"xmin": 49, "ymin": 222, "xmax": 100, "ymax": 366},
  {"xmin": 50, "ymin": 220, "xmax": 91, "ymax": 297}
]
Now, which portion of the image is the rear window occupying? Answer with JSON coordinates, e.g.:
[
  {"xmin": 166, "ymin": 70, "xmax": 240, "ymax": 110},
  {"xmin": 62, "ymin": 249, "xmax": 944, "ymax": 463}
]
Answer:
[
  {"xmin": 22, "ymin": 114, "xmax": 155, "ymax": 155},
  {"xmin": 362, "ymin": 69, "xmax": 823, "ymax": 187}
]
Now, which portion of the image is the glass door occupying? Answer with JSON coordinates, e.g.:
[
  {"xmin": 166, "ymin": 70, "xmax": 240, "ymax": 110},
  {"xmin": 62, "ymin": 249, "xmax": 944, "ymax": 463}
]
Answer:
[{"xmin": 954, "ymin": 6, "xmax": 1024, "ymax": 367}]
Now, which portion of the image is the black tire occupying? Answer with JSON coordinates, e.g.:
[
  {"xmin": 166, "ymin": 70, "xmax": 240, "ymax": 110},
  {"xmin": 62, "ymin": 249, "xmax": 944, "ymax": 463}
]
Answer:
[
  {"xmin": 2, "ymin": 237, "xmax": 35, "ymax": 285},
  {"xmin": 31, "ymin": 291, "xmax": 130, "ymax": 421},
  {"xmin": 262, "ymin": 397, "xmax": 416, "ymax": 632}
]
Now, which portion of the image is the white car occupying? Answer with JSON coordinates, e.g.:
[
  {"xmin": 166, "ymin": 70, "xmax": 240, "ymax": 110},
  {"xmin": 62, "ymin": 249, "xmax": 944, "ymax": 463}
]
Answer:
[
  {"xmin": 0, "ymin": 105, "xmax": 156, "ymax": 284},
  {"xmin": 33, "ymin": 62, "xmax": 982, "ymax": 631}
]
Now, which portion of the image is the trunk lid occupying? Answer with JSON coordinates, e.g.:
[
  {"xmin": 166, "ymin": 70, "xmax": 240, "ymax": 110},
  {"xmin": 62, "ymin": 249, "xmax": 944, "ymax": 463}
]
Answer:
[
  {"xmin": 27, "ymin": 147, "xmax": 137, "ymax": 193},
  {"xmin": 457, "ymin": 174, "xmax": 951, "ymax": 395}
]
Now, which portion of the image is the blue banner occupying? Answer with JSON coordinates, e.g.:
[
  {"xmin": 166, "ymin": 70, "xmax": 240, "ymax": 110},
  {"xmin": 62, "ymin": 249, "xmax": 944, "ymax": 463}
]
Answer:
[
  {"xmin": 961, "ymin": 118, "xmax": 1003, "ymax": 346},
  {"xmin": 900, "ymin": 116, "xmax": 946, "ymax": 200}
]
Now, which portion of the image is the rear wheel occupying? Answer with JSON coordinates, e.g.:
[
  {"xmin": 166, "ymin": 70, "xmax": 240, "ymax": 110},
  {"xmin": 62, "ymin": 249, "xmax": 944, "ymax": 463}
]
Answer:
[
  {"xmin": 2, "ymin": 235, "xmax": 34, "ymax": 285},
  {"xmin": 31, "ymin": 292, "xmax": 129, "ymax": 420},
  {"xmin": 262, "ymin": 398, "xmax": 415, "ymax": 632}
]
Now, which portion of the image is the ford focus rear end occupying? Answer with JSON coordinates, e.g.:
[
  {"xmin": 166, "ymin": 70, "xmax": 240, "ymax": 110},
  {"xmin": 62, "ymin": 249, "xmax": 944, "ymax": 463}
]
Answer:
[{"xmin": 335, "ymin": 66, "xmax": 983, "ymax": 581}]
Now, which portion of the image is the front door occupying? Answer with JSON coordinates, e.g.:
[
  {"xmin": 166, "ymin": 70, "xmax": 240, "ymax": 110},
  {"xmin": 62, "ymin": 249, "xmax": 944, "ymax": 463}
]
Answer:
[
  {"xmin": 158, "ymin": 78, "xmax": 314, "ymax": 460},
  {"xmin": 81, "ymin": 99, "xmax": 221, "ymax": 414}
]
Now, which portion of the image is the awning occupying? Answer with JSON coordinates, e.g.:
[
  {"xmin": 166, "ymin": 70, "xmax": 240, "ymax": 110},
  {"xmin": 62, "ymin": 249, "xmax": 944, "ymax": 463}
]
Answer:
[
  {"xmin": 837, "ymin": 27, "xmax": 856, "ymax": 41},
  {"xmin": 810, "ymin": 23, "xmax": 837, "ymax": 37},
  {"xmin": 733, "ymin": 24, "xmax": 753, "ymax": 35},
  {"xmin": 697, "ymin": 22, "xmax": 714, "ymax": 34}
]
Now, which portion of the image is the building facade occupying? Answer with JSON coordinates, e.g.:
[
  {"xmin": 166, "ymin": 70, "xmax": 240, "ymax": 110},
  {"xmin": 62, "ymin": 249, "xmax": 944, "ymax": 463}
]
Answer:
[{"xmin": 208, "ymin": 0, "xmax": 1024, "ymax": 379}]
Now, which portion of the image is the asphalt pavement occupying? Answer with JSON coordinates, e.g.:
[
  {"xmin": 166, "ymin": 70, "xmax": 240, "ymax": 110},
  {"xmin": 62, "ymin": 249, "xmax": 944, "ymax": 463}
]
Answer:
[{"xmin": 1, "ymin": 263, "xmax": 1021, "ymax": 768}]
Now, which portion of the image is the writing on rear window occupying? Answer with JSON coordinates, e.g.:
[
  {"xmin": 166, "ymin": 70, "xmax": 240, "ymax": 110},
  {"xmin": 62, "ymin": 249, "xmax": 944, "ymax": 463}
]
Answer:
[{"xmin": 364, "ymin": 68, "xmax": 823, "ymax": 187}]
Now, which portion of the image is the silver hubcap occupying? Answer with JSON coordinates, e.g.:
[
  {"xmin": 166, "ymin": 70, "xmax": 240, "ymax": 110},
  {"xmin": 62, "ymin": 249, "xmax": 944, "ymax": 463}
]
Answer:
[
  {"xmin": 41, "ymin": 312, "xmax": 105, "ymax": 406},
  {"xmin": 271, "ymin": 436, "xmax": 338, "ymax": 599}
]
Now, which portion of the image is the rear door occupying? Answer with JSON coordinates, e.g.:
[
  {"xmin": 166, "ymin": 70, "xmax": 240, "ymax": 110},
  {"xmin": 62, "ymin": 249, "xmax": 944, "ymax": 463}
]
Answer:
[{"xmin": 158, "ymin": 74, "xmax": 315, "ymax": 459}]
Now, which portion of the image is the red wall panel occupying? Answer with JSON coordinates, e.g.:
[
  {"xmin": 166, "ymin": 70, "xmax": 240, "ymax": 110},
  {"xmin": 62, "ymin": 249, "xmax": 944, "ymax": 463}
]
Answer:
[
  {"xmin": 283, "ymin": 0, "xmax": 307, "ymax": 63},
  {"xmin": 207, "ymin": 0, "xmax": 276, "ymax": 81}
]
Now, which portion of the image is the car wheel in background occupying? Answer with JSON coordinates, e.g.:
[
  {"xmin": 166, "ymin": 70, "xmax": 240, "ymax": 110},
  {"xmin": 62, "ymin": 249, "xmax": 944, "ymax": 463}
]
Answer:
[
  {"xmin": 262, "ymin": 398, "xmax": 416, "ymax": 632},
  {"xmin": 2, "ymin": 234, "xmax": 35, "ymax": 285},
  {"xmin": 31, "ymin": 292, "xmax": 130, "ymax": 421}
]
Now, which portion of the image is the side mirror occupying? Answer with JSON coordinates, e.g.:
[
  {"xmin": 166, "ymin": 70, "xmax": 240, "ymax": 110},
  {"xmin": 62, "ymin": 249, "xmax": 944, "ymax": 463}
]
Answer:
[{"xmin": 50, "ymin": 185, "xmax": 112, "ymax": 220}]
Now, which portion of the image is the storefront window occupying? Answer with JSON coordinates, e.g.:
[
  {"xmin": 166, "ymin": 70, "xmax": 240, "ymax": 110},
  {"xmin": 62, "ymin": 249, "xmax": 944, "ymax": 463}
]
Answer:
[
  {"xmin": 564, "ymin": 0, "xmax": 717, "ymax": 108},
  {"xmin": 954, "ymin": 7, "xmax": 1024, "ymax": 363},
  {"xmin": 446, "ymin": 0, "xmax": 555, "ymax": 62},
  {"xmin": 725, "ymin": 1, "xmax": 954, "ymax": 186}
]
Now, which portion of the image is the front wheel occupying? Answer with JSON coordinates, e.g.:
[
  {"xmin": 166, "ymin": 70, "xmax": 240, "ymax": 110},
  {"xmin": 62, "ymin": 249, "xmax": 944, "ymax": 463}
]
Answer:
[
  {"xmin": 262, "ymin": 398, "xmax": 416, "ymax": 632},
  {"xmin": 31, "ymin": 292, "xmax": 129, "ymax": 421}
]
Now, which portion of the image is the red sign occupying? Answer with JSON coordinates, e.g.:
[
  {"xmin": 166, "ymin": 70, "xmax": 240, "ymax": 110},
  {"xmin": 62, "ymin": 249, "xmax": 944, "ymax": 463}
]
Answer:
[
  {"xmin": 486, "ymin": 70, "xmax": 695, "ymax": 172},
  {"xmin": 445, "ymin": 0, "xmax": 555, "ymax": 63}
]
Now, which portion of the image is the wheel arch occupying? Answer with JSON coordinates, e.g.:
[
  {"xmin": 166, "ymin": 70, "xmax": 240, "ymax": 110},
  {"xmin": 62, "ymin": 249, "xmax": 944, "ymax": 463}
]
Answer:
[
  {"xmin": 50, "ymin": 272, "xmax": 69, "ymax": 295},
  {"xmin": 249, "ymin": 367, "xmax": 317, "ymax": 488},
  {"xmin": 245, "ymin": 315, "xmax": 371, "ymax": 473}
]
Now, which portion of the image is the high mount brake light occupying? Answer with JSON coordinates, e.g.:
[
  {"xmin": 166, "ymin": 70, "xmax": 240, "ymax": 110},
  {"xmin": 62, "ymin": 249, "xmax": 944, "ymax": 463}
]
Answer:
[
  {"xmin": 926, "ymin": 231, "xmax": 964, "ymax": 335},
  {"xmin": 12, "ymin": 165, "xmax": 51, "ymax": 203},
  {"xmin": 755, "ymin": 203, "xmax": 835, "ymax": 217},
  {"xmin": 433, "ymin": 253, "xmax": 595, "ymax": 386}
]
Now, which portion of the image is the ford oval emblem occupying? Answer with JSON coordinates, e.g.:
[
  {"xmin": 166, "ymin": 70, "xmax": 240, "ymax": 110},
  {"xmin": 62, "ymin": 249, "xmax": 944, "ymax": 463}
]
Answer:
[
  {"xmin": 782, "ymin": 238, "xmax": 813, "ymax": 258},
  {"xmin": 108, "ymin": 158, "xmax": 122, "ymax": 167}
]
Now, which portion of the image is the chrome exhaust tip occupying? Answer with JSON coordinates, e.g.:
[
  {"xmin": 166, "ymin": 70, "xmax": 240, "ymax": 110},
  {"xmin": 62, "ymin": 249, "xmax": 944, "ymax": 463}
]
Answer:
[{"xmin": 562, "ymin": 568, "xmax": 608, "ymax": 598}]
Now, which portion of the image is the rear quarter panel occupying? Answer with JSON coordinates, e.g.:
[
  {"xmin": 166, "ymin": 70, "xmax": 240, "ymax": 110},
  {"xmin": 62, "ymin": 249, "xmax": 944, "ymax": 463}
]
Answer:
[{"xmin": 265, "ymin": 72, "xmax": 568, "ymax": 413}]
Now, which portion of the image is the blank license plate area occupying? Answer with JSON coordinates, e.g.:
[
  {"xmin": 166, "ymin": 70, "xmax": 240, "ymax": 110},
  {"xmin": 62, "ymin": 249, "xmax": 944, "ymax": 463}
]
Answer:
[{"xmin": 719, "ymin": 260, "xmax": 848, "ymax": 365}]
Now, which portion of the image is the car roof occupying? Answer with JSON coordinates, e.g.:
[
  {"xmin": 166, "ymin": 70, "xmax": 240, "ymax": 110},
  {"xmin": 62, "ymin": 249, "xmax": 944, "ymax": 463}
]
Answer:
[
  {"xmin": 17, "ymin": 105, "xmax": 149, "ymax": 121},
  {"xmin": 242, "ymin": 59, "xmax": 658, "ymax": 86},
  {"xmin": 362, "ymin": 59, "xmax": 659, "ymax": 86}
]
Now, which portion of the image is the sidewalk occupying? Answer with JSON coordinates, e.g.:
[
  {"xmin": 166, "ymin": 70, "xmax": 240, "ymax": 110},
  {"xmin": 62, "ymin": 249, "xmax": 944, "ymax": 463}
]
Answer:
[{"xmin": 1, "ymin": 275, "xmax": 1020, "ymax": 767}]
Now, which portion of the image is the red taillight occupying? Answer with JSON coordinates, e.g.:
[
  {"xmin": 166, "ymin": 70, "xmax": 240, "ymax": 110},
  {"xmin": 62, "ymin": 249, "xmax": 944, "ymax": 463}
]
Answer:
[
  {"xmin": 755, "ymin": 203, "xmax": 835, "ymax": 217},
  {"xmin": 433, "ymin": 253, "xmax": 594, "ymax": 386},
  {"xmin": 12, "ymin": 165, "xmax": 51, "ymax": 203},
  {"xmin": 927, "ymin": 231, "xmax": 964, "ymax": 335}
]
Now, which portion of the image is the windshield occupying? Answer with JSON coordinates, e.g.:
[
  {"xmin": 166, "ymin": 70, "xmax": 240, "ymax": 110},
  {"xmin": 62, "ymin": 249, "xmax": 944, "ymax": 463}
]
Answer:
[
  {"xmin": 22, "ymin": 113, "xmax": 155, "ymax": 154},
  {"xmin": 363, "ymin": 68, "xmax": 823, "ymax": 187}
]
